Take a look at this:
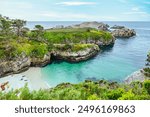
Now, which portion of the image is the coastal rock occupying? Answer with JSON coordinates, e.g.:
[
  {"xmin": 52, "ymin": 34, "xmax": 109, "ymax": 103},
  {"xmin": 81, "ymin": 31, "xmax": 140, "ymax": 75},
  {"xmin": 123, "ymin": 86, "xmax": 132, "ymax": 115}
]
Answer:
[
  {"xmin": 0, "ymin": 55, "xmax": 30, "ymax": 77},
  {"xmin": 72, "ymin": 21, "xmax": 109, "ymax": 31},
  {"xmin": 112, "ymin": 28, "xmax": 136, "ymax": 38},
  {"xmin": 31, "ymin": 53, "xmax": 51, "ymax": 67},
  {"xmin": 0, "ymin": 53, "xmax": 51, "ymax": 78},
  {"xmin": 124, "ymin": 70, "xmax": 145, "ymax": 84},
  {"xmin": 53, "ymin": 45, "xmax": 100, "ymax": 62},
  {"xmin": 111, "ymin": 25, "xmax": 125, "ymax": 29}
]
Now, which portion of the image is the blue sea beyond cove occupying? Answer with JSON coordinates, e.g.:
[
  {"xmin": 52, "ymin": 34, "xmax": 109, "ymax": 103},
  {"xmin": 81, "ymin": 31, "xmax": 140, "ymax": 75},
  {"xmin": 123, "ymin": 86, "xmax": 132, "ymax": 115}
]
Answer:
[{"xmin": 27, "ymin": 21, "xmax": 150, "ymax": 87}]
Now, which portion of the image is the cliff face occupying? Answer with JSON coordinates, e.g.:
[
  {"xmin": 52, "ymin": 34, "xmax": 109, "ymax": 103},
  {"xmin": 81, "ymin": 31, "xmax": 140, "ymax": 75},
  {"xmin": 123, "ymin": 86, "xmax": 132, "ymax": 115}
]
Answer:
[
  {"xmin": 0, "ymin": 53, "xmax": 51, "ymax": 77},
  {"xmin": 0, "ymin": 54, "xmax": 30, "ymax": 77},
  {"xmin": 30, "ymin": 53, "xmax": 51, "ymax": 67}
]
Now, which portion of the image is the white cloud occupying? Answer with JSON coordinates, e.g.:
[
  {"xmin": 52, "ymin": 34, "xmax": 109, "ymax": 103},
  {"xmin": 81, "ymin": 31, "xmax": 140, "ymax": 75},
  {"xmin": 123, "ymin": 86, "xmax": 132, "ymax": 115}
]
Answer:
[
  {"xmin": 40, "ymin": 12, "xmax": 91, "ymax": 20},
  {"xmin": 123, "ymin": 11, "xmax": 147, "ymax": 15},
  {"xmin": 0, "ymin": 1, "xmax": 33, "ymax": 9},
  {"xmin": 117, "ymin": 0, "xmax": 128, "ymax": 3},
  {"xmin": 123, "ymin": 11, "xmax": 150, "ymax": 17},
  {"xmin": 144, "ymin": 2, "xmax": 150, "ymax": 4},
  {"xmin": 131, "ymin": 7, "xmax": 140, "ymax": 11},
  {"xmin": 39, "ymin": 11, "xmax": 118, "ymax": 21},
  {"xmin": 56, "ymin": 2, "xmax": 96, "ymax": 6},
  {"xmin": 123, "ymin": 7, "xmax": 150, "ymax": 16}
]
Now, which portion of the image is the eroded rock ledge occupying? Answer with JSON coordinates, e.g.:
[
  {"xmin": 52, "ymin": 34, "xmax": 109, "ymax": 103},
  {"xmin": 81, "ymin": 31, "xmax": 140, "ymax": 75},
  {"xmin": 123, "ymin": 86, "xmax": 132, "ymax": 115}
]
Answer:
[{"xmin": 52, "ymin": 44, "xmax": 100, "ymax": 62}]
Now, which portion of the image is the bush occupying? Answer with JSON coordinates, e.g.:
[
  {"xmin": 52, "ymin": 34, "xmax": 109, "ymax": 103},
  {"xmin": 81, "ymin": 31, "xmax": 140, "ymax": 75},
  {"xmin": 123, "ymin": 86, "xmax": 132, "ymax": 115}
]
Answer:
[
  {"xmin": 0, "ymin": 80, "xmax": 150, "ymax": 100},
  {"xmin": 144, "ymin": 80, "xmax": 150, "ymax": 94}
]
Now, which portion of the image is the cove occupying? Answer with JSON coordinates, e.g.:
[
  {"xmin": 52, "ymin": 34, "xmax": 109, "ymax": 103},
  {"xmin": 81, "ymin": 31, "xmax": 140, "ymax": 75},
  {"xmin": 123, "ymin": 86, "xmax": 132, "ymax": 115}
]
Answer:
[{"xmin": 40, "ymin": 22, "xmax": 150, "ymax": 87}]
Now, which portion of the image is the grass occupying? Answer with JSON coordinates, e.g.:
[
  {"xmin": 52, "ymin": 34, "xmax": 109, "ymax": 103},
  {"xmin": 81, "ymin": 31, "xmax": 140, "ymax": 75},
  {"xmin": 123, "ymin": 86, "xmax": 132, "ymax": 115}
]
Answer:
[{"xmin": 43, "ymin": 28, "xmax": 113, "ymax": 44}]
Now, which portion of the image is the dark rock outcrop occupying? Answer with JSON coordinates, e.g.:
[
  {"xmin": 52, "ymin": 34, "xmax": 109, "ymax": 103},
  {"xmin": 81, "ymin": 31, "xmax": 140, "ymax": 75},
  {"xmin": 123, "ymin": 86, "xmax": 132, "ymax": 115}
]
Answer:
[
  {"xmin": 111, "ymin": 25, "xmax": 125, "ymax": 29},
  {"xmin": 112, "ymin": 28, "xmax": 136, "ymax": 38}
]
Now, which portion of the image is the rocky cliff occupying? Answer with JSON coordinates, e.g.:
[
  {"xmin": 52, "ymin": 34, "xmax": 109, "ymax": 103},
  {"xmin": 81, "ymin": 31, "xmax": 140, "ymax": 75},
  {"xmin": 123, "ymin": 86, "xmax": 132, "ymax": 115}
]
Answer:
[
  {"xmin": 0, "ymin": 53, "xmax": 51, "ymax": 77},
  {"xmin": 52, "ymin": 44, "xmax": 100, "ymax": 62}
]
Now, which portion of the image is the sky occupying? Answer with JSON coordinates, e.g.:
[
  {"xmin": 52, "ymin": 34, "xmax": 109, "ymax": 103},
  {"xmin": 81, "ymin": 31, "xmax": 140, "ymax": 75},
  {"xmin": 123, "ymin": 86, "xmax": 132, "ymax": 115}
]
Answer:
[{"xmin": 0, "ymin": 0, "xmax": 150, "ymax": 21}]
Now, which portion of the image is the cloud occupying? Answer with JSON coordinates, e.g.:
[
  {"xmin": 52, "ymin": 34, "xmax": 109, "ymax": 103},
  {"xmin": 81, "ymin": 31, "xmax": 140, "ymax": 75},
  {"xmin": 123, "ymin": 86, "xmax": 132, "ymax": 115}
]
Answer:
[
  {"xmin": 131, "ymin": 7, "xmax": 140, "ymax": 11},
  {"xmin": 0, "ymin": 1, "xmax": 33, "ymax": 9},
  {"xmin": 123, "ymin": 7, "xmax": 150, "ymax": 16},
  {"xmin": 123, "ymin": 11, "xmax": 147, "ymax": 15},
  {"xmin": 117, "ymin": 0, "xmax": 128, "ymax": 3},
  {"xmin": 39, "ymin": 11, "xmax": 118, "ymax": 21},
  {"xmin": 123, "ymin": 11, "xmax": 150, "ymax": 17},
  {"xmin": 56, "ymin": 2, "xmax": 96, "ymax": 6},
  {"xmin": 40, "ymin": 12, "xmax": 91, "ymax": 20},
  {"xmin": 144, "ymin": 2, "xmax": 150, "ymax": 4}
]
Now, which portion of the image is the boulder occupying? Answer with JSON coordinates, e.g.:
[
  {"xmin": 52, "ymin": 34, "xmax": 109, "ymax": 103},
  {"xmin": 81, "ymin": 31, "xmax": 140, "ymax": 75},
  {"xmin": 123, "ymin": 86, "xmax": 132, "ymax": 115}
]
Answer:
[{"xmin": 112, "ymin": 28, "xmax": 136, "ymax": 38}]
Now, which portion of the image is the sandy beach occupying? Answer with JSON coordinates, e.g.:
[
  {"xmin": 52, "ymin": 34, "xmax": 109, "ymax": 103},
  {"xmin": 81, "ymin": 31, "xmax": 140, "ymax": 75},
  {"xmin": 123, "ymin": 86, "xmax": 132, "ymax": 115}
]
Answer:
[{"xmin": 0, "ymin": 67, "xmax": 50, "ymax": 92}]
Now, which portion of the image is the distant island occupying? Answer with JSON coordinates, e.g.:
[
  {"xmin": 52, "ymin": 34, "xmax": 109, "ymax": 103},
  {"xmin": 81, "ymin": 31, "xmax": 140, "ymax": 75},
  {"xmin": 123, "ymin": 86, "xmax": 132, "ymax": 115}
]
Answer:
[{"xmin": 0, "ymin": 15, "xmax": 150, "ymax": 100}]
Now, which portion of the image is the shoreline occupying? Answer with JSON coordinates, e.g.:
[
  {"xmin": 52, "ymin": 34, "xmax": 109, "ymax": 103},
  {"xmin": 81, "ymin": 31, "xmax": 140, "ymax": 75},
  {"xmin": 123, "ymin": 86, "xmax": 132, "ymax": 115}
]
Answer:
[
  {"xmin": 124, "ymin": 69, "xmax": 146, "ymax": 84},
  {"xmin": 0, "ymin": 67, "xmax": 50, "ymax": 92}
]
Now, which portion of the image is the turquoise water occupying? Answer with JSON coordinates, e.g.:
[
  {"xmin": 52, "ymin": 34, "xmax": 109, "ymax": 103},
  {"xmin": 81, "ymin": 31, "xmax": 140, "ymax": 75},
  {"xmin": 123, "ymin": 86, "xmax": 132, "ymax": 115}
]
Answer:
[{"xmin": 27, "ymin": 22, "xmax": 150, "ymax": 87}]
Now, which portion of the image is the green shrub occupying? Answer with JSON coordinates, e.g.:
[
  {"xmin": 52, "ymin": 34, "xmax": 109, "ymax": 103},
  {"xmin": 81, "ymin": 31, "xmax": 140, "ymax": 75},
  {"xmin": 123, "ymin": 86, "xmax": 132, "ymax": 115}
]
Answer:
[
  {"xmin": 144, "ymin": 80, "xmax": 150, "ymax": 94},
  {"xmin": 0, "ymin": 80, "xmax": 150, "ymax": 100}
]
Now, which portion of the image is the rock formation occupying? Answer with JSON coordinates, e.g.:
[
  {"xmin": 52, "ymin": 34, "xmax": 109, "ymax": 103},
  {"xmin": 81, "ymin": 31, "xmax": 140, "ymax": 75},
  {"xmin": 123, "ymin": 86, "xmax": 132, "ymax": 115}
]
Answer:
[
  {"xmin": 52, "ymin": 44, "xmax": 100, "ymax": 62},
  {"xmin": 72, "ymin": 21, "xmax": 109, "ymax": 31},
  {"xmin": 112, "ymin": 28, "xmax": 136, "ymax": 38},
  {"xmin": 0, "ymin": 53, "xmax": 51, "ymax": 77}
]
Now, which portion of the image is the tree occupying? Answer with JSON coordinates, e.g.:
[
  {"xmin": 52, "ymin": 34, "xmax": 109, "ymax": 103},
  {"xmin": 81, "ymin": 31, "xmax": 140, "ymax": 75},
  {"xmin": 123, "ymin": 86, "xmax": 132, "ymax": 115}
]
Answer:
[
  {"xmin": 12, "ymin": 19, "xmax": 26, "ymax": 36},
  {"xmin": 33, "ymin": 25, "xmax": 44, "ymax": 41},
  {"xmin": 0, "ymin": 16, "xmax": 12, "ymax": 36},
  {"xmin": 35, "ymin": 25, "xmax": 44, "ymax": 31},
  {"xmin": 21, "ymin": 27, "xmax": 30, "ymax": 37}
]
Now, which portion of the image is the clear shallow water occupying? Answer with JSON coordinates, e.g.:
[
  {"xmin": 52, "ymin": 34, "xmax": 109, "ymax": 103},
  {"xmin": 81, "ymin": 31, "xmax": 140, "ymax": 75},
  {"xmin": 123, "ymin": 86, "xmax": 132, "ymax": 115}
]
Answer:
[{"xmin": 27, "ymin": 21, "xmax": 150, "ymax": 87}]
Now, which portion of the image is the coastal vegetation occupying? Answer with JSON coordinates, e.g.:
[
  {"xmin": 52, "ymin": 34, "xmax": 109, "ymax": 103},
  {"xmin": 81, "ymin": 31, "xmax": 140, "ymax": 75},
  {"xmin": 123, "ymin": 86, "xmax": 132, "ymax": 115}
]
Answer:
[
  {"xmin": 143, "ymin": 52, "xmax": 150, "ymax": 77},
  {"xmin": 0, "ymin": 15, "xmax": 113, "ymax": 60},
  {"xmin": 0, "ymin": 80, "xmax": 150, "ymax": 100}
]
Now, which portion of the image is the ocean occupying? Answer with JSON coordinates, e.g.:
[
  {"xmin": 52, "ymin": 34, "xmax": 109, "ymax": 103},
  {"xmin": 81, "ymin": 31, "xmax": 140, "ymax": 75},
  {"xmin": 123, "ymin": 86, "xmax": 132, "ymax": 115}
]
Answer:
[{"xmin": 27, "ymin": 21, "xmax": 150, "ymax": 87}]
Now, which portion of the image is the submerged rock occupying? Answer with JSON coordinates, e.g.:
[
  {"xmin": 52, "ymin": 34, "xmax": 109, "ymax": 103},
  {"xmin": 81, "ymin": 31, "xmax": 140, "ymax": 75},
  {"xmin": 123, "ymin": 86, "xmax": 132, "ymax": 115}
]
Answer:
[{"xmin": 112, "ymin": 28, "xmax": 136, "ymax": 38}]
